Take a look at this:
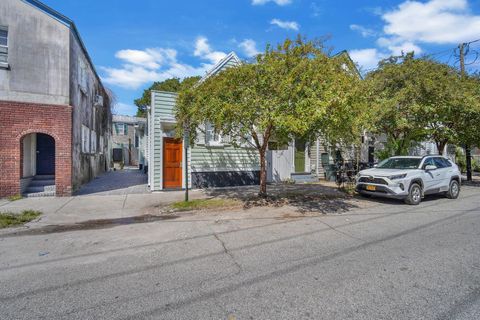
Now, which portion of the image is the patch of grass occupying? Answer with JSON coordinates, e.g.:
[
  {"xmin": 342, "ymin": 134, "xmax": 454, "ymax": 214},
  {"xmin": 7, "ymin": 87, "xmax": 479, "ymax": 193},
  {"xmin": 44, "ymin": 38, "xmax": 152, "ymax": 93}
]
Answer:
[
  {"xmin": 170, "ymin": 199, "xmax": 242, "ymax": 212},
  {"xmin": 7, "ymin": 194, "xmax": 23, "ymax": 202},
  {"xmin": 339, "ymin": 184, "xmax": 357, "ymax": 196},
  {"xmin": 0, "ymin": 210, "xmax": 42, "ymax": 229}
]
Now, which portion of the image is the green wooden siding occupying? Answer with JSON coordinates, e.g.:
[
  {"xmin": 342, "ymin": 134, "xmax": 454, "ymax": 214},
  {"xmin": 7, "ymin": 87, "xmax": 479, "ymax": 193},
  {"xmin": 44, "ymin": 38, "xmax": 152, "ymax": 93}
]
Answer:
[
  {"xmin": 190, "ymin": 145, "xmax": 259, "ymax": 172},
  {"xmin": 151, "ymin": 91, "xmax": 179, "ymax": 190}
]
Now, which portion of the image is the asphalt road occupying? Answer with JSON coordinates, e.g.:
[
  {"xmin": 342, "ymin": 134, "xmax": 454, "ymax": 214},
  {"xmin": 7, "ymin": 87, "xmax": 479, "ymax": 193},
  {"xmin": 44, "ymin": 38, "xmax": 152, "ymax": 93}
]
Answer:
[{"xmin": 1, "ymin": 187, "xmax": 479, "ymax": 319}]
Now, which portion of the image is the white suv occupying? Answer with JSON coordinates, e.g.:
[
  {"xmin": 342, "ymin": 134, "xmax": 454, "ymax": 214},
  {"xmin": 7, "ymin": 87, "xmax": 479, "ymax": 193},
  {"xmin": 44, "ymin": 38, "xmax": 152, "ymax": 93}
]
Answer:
[{"xmin": 356, "ymin": 156, "xmax": 461, "ymax": 205}]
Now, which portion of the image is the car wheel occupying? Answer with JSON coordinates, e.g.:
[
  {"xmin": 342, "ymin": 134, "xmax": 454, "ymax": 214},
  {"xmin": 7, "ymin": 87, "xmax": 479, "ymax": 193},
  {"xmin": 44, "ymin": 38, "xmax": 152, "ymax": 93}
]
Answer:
[
  {"xmin": 446, "ymin": 180, "xmax": 460, "ymax": 199},
  {"xmin": 405, "ymin": 183, "xmax": 422, "ymax": 205}
]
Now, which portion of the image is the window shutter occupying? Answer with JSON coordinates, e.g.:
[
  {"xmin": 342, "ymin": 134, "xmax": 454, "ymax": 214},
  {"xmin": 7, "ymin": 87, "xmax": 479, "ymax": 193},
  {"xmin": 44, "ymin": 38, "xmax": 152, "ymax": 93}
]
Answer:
[
  {"xmin": 196, "ymin": 124, "xmax": 205, "ymax": 145},
  {"xmin": 114, "ymin": 123, "xmax": 118, "ymax": 135}
]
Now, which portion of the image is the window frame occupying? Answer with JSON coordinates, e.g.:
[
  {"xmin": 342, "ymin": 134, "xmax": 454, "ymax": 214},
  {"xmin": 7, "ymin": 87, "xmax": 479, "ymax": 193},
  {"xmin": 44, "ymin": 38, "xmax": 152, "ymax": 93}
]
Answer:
[
  {"xmin": 116, "ymin": 123, "xmax": 126, "ymax": 135},
  {"xmin": 205, "ymin": 122, "xmax": 223, "ymax": 147},
  {"xmin": 81, "ymin": 125, "xmax": 91, "ymax": 154},
  {"xmin": 0, "ymin": 26, "xmax": 8, "ymax": 68}
]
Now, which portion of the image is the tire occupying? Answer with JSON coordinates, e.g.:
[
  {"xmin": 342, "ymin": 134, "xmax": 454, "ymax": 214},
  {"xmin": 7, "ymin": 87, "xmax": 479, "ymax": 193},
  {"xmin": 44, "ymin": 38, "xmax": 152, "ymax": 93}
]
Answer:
[
  {"xmin": 446, "ymin": 180, "xmax": 460, "ymax": 199},
  {"xmin": 405, "ymin": 183, "xmax": 422, "ymax": 205}
]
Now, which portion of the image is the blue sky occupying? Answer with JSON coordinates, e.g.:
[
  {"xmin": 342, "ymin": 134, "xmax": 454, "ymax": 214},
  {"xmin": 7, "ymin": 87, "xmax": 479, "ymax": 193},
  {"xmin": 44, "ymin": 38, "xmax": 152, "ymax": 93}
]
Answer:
[{"xmin": 41, "ymin": 0, "xmax": 480, "ymax": 116}]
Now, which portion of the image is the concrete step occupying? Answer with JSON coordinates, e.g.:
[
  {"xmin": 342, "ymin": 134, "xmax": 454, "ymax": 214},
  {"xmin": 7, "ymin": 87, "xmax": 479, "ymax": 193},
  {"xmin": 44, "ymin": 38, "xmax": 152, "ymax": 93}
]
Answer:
[
  {"xmin": 29, "ymin": 179, "xmax": 55, "ymax": 187},
  {"xmin": 26, "ymin": 185, "xmax": 56, "ymax": 193},
  {"xmin": 34, "ymin": 175, "xmax": 55, "ymax": 180},
  {"xmin": 23, "ymin": 190, "xmax": 56, "ymax": 198},
  {"xmin": 291, "ymin": 173, "xmax": 318, "ymax": 183}
]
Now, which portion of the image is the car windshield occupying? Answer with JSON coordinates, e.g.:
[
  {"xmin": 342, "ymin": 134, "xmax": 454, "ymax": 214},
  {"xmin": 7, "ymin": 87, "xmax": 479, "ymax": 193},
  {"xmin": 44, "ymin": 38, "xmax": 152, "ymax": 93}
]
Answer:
[{"xmin": 377, "ymin": 158, "xmax": 421, "ymax": 169}]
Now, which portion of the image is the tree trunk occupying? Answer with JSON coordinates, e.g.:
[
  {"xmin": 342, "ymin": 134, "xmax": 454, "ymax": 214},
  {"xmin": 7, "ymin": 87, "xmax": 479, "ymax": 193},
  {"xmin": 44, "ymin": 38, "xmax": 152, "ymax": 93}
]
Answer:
[
  {"xmin": 435, "ymin": 140, "xmax": 447, "ymax": 156},
  {"xmin": 466, "ymin": 145, "xmax": 473, "ymax": 182},
  {"xmin": 259, "ymin": 149, "xmax": 267, "ymax": 197}
]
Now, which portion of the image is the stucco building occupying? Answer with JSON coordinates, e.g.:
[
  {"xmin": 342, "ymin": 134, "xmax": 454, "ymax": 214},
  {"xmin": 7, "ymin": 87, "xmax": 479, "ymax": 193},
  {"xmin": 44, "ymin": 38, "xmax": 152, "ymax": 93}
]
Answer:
[
  {"xmin": 112, "ymin": 115, "xmax": 147, "ymax": 168},
  {"xmin": 0, "ymin": 0, "xmax": 112, "ymax": 197}
]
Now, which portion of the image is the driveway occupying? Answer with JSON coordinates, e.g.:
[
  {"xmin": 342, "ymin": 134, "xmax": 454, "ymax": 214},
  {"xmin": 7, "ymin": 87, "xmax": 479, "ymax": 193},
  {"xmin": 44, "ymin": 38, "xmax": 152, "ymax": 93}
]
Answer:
[
  {"xmin": 74, "ymin": 167, "xmax": 149, "ymax": 196},
  {"xmin": 0, "ymin": 186, "xmax": 479, "ymax": 319}
]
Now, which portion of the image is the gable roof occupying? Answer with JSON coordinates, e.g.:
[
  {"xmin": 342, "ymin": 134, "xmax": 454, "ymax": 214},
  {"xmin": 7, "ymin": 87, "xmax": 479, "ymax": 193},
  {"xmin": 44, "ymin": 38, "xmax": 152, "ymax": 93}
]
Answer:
[
  {"xmin": 22, "ymin": 0, "xmax": 103, "ymax": 87},
  {"xmin": 199, "ymin": 52, "xmax": 242, "ymax": 83},
  {"xmin": 332, "ymin": 50, "xmax": 363, "ymax": 79}
]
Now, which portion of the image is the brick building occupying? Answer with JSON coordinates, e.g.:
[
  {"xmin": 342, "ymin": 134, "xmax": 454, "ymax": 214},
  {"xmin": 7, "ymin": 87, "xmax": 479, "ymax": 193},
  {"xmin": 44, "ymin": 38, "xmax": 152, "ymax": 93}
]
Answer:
[{"xmin": 0, "ymin": 0, "xmax": 112, "ymax": 197}]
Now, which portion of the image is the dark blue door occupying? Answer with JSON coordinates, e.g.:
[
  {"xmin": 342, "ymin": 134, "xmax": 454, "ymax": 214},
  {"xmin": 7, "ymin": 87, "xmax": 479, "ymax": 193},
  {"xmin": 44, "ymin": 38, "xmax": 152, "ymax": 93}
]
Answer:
[{"xmin": 36, "ymin": 133, "xmax": 55, "ymax": 175}]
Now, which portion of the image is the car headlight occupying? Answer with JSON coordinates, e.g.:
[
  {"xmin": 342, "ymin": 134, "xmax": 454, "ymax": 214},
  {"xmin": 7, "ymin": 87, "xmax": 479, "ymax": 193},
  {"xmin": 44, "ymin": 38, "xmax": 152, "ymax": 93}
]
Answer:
[{"xmin": 389, "ymin": 174, "xmax": 407, "ymax": 180}]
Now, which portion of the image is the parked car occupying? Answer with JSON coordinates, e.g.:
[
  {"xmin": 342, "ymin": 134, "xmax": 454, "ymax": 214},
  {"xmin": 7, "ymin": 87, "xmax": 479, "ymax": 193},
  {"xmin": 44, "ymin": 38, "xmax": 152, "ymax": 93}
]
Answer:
[{"xmin": 356, "ymin": 156, "xmax": 461, "ymax": 205}]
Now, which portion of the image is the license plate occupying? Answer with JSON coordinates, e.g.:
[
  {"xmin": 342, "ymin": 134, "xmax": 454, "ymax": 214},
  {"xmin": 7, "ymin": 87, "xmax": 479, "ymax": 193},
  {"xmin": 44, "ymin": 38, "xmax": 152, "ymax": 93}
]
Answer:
[{"xmin": 366, "ymin": 185, "xmax": 376, "ymax": 191}]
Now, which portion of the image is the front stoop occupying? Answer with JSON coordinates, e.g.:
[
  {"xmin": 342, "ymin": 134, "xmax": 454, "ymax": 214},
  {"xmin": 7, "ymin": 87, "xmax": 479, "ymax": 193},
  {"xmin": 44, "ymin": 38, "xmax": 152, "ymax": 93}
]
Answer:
[
  {"xmin": 23, "ymin": 175, "xmax": 56, "ymax": 197},
  {"xmin": 291, "ymin": 173, "xmax": 318, "ymax": 183}
]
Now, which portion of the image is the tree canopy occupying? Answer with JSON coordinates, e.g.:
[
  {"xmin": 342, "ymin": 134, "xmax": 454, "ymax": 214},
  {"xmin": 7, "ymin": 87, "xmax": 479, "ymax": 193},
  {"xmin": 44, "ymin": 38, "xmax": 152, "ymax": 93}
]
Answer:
[
  {"xmin": 134, "ymin": 77, "xmax": 200, "ymax": 117},
  {"xmin": 176, "ymin": 37, "xmax": 367, "ymax": 196},
  {"xmin": 365, "ymin": 53, "xmax": 476, "ymax": 156}
]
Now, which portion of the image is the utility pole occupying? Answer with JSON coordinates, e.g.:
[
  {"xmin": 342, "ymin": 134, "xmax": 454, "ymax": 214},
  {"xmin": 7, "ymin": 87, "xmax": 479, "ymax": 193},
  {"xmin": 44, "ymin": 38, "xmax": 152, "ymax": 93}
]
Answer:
[{"xmin": 459, "ymin": 43, "xmax": 473, "ymax": 182}]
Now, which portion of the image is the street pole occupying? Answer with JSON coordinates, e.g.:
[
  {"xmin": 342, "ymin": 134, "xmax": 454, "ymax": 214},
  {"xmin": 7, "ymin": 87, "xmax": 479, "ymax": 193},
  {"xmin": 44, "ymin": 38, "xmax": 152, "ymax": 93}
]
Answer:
[
  {"xmin": 184, "ymin": 123, "xmax": 190, "ymax": 202},
  {"xmin": 459, "ymin": 43, "xmax": 473, "ymax": 182}
]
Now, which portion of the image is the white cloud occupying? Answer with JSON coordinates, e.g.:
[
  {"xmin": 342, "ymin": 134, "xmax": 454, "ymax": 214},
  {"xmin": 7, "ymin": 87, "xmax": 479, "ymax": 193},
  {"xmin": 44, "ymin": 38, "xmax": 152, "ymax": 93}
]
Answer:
[
  {"xmin": 382, "ymin": 0, "xmax": 480, "ymax": 44},
  {"xmin": 194, "ymin": 37, "xmax": 227, "ymax": 64},
  {"xmin": 376, "ymin": 37, "xmax": 423, "ymax": 56},
  {"xmin": 270, "ymin": 18, "xmax": 300, "ymax": 31},
  {"xmin": 349, "ymin": 24, "xmax": 376, "ymax": 38},
  {"xmin": 349, "ymin": 49, "xmax": 387, "ymax": 71},
  {"xmin": 239, "ymin": 39, "xmax": 260, "ymax": 57},
  {"xmin": 114, "ymin": 102, "xmax": 138, "ymax": 116},
  {"xmin": 252, "ymin": 0, "xmax": 292, "ymax": 6},
  {"xmin": 349, "ymin": 0, "xmax": 479, "ymax": 71},
  {"xmin": 115, "ymin": 48, "xmax": 176, "ymax": 70},
  {"xmin": 102, "ymin": 37, "xmax": 227, "ymax": 90}
]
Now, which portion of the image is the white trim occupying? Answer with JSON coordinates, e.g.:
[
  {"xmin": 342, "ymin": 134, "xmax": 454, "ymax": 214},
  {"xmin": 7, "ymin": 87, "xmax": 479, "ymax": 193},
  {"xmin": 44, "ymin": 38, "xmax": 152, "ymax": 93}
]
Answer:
[{"xmin": 199, "ymin": 52, "xmax": 242, "ymax": 83}]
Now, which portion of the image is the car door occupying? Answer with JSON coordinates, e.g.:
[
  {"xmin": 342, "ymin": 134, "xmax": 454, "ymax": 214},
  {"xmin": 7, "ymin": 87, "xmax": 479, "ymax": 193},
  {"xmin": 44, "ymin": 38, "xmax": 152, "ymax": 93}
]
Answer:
[
  {"xmin": 421, "ymin": 158, "xmax": 439, "ymax": 191},
  {"xmin": 433, "ymin": 157, "xmax": 450, "ymax": 191}
]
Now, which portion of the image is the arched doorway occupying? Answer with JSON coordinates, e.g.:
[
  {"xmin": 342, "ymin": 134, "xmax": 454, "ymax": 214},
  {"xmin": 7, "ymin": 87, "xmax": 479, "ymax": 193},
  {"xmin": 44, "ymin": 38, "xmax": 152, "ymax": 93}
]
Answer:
[
  {"xmin": 20, "ymin": 133, "xmax": 56, "ymax": 196},
  {"xmin": 36, "ymin": 133, "xmax": 55, "ymax": 176}
]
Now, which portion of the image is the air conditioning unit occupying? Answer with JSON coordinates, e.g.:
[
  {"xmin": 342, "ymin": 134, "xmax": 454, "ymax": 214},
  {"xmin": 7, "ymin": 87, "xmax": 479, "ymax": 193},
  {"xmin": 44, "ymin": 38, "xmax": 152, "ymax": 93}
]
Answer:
[{"xmin": 94, "ymin": 95, "xmax": 104, "ymax": 107}]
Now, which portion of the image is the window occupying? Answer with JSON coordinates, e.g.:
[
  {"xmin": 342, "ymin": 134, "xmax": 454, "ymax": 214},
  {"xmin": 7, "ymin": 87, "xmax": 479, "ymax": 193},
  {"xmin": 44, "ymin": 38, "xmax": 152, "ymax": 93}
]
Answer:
[
  {"xmin": 115, "ymin": 123, "xmax": 127, "ymax": 135},
  {"xmin": 377, "ymin": 157, "xmax": 422, "ymax": 169},
  {"xmin": 78, "ymin": 59, "xmax": 88, "ymax": 93},
  {"xmin": 433, "ymin": 157, "xmax": 448, "ymax": 169},
  {"xmin": 90, "ymin": 130, "xmax": 97, "ymax": 153},
  {"xmin": 205, "ymin": 122, "xmax": 222, "ymax": 146},
  {"xmin": 134, "ymin": 134, "xmax": 139, "ymax": 148},
  {"xmin": 99, "ymin": 136, "xmax": 104, "ymax": 154},
  {"xmin": 82, "ymin": 125, "xmax": 90, "ymax": 153},
  {"xmin": 422, "ymin": 158, "xmax": 435, "ymax": 169},
  {"xmin": 0, "ymin": 27, "xmax": 8, "ymax": 68}
]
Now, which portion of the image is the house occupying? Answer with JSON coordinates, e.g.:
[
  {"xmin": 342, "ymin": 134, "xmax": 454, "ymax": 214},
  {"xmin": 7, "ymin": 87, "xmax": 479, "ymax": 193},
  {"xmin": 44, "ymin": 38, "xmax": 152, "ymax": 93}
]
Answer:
[
  {"xmin": 0, "ymin": 0, "xmax": 112, "ymax": 197},
  {"xmin": 148, "ymin": 52, "xmax": 262, "ymax": 190},
  {"xmin": 112, "ymin": 115, "xmax": 147, "ymax": 169},
  {"xmin": 147, "ymin": 51, "xmax": 364, "ymax": 190}
]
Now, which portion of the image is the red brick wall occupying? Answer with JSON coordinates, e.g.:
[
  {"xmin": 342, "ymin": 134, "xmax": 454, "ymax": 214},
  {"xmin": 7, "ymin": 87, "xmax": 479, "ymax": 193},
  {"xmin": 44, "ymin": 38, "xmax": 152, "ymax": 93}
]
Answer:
[{"xmin": 0, "ymin": 101, "xmax": 73, "ymax": 197}]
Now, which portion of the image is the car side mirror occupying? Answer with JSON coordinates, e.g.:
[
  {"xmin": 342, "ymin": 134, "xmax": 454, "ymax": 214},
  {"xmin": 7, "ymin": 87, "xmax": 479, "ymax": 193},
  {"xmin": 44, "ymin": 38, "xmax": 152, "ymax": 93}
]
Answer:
[{"xmin": 425, "ymin": 165, "xmax": 437, "ymax": 171}]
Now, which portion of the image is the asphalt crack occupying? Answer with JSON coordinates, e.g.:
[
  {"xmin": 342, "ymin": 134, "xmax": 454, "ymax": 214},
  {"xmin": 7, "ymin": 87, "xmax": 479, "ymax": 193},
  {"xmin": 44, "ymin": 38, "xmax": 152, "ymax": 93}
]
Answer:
[
  {"xmin": 213, "ymin": 233, "xmax": 243, "ymax": 275},
  {"xmin": 317, "ymin": 219, "xmax": 367, "ymax": 242}
]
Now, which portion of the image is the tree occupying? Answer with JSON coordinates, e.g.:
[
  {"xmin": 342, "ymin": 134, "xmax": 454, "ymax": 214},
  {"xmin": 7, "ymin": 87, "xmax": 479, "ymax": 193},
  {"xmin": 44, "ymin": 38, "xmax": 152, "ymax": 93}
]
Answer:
[
  {"xmin": 366, "ymin": 54, "xmax": 464, "ymax": 156},
  {"xmin": 176, "ymin": 37, "xmax": 366, "ymax": 196},
  {"xmin": 134, "ymin": 77, "xmax": 200, "ymax": 117},
  {"xmin": 454, "ymin": 74, "xmax": 480, "ymax": 155}
]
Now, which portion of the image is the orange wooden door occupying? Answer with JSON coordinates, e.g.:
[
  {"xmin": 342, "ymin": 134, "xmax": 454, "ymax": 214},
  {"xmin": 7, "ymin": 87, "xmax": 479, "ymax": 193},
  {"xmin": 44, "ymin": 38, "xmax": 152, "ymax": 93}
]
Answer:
[{"xmin": 163, "ymin": 138, "xmax": 183, "ymax": 189}]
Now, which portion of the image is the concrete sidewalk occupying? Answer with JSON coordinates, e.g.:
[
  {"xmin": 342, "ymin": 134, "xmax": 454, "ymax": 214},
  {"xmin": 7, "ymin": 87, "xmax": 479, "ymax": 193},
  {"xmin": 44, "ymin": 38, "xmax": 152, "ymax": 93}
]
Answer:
[
  {"xmin": 0, "ymin": 183, "xmax": 348, "ymax": 227},
  {"xmin": 0, "ymin": 190, "xmax": 207, "ymax": 226}
]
